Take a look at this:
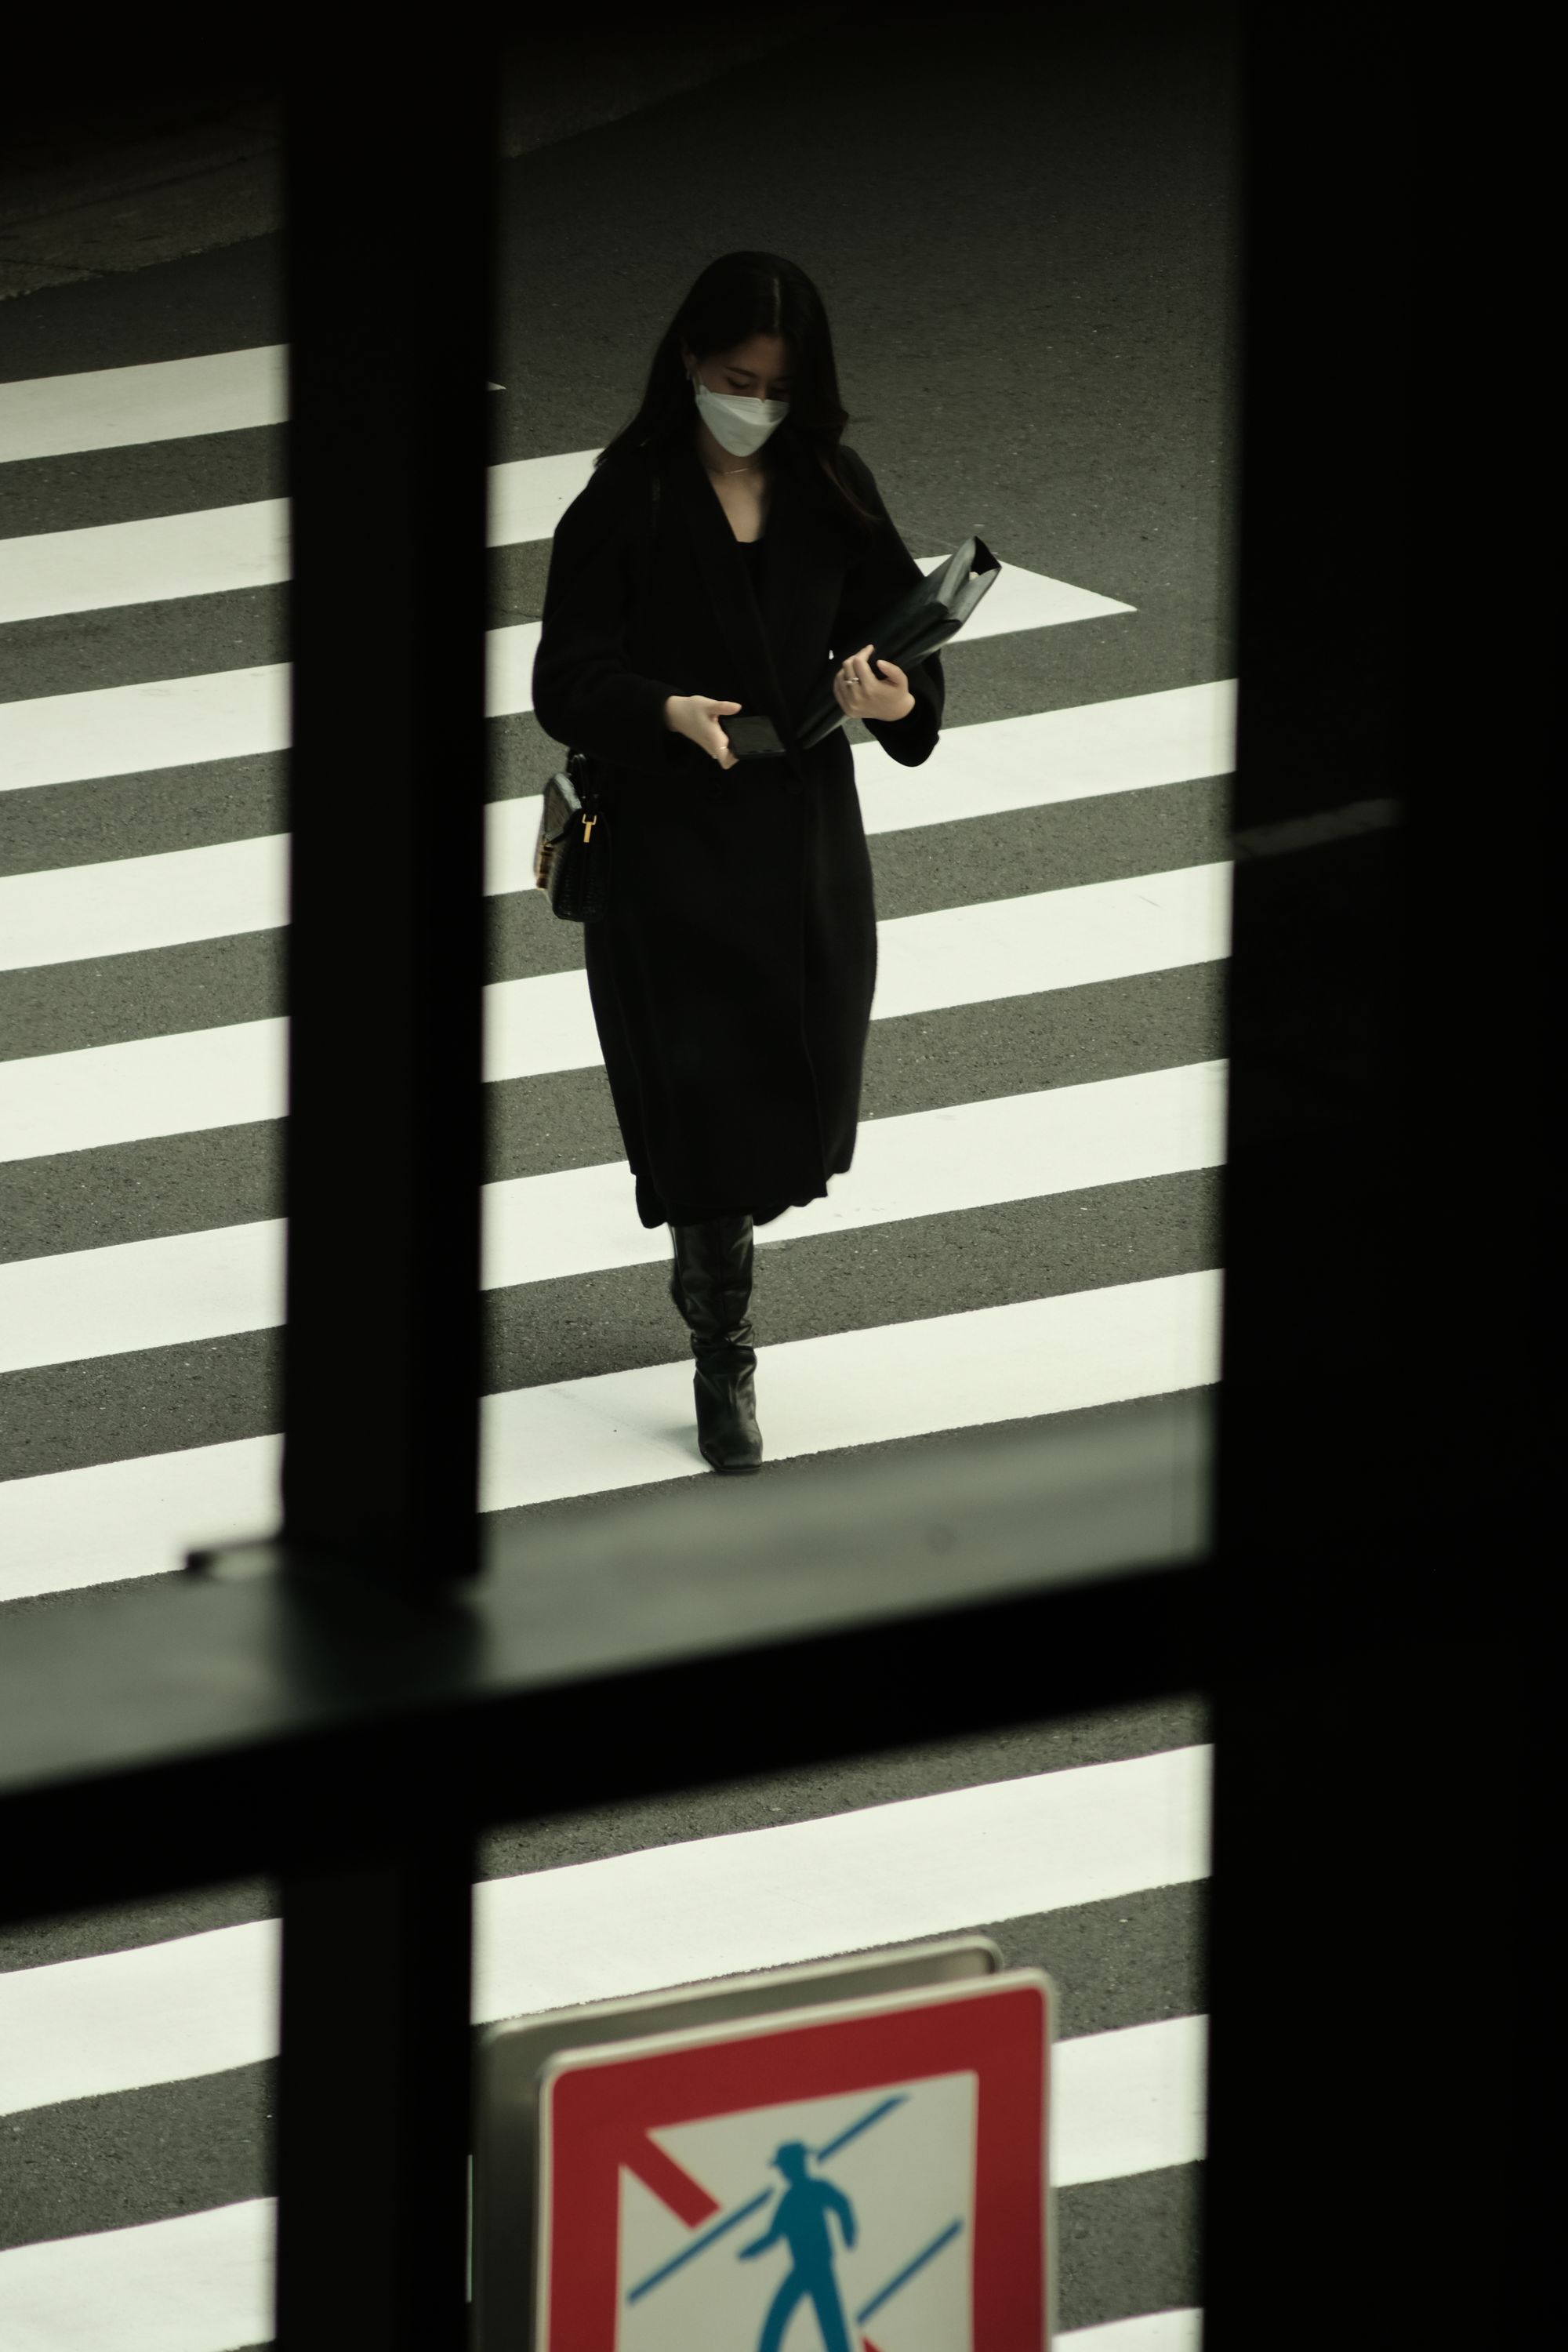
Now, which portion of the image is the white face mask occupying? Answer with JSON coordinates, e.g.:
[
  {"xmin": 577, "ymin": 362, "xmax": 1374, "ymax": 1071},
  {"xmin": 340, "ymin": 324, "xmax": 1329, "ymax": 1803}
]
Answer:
[{"xmin": 689, "ymin": 369, "xmax": 789, "ymax": 457}]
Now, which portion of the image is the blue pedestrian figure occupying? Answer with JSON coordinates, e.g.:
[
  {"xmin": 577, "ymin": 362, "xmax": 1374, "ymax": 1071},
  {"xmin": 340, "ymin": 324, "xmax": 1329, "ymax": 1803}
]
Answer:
[{"xmin": 739, "ymin": 2141, "xmax": 858, "ymax": 2352}]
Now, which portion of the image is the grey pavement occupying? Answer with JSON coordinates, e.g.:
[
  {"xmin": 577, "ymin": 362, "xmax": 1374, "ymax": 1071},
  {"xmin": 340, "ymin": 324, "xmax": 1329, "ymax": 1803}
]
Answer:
[{"xmin": 0, "ymin": 15, "xmax": 841, "ymax": 300}]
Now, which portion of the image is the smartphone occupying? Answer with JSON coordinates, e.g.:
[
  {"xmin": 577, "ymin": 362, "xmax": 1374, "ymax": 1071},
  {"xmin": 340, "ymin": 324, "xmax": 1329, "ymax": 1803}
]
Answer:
[{"xmin": 724, "ymin": 710, "xmax": 787, "ymax": 760}]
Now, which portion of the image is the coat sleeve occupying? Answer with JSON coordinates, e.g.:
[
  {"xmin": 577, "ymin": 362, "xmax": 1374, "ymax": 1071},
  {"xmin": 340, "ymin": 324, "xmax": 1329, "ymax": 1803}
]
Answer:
[
  {"xmin": 829, "ymin": 448, "xmax": 946, "ymax": 768},
  {"xmin": 531, "ymin": 462, "xmax": 691, "ymax": 774}
]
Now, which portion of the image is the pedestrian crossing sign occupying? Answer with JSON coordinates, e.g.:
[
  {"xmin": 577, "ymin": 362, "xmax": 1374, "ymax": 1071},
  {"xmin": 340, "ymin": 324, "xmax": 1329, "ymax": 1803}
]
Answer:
[{"xmin": 535, "ymin": 1969, "xmax": 1052, "ymax": 2350}]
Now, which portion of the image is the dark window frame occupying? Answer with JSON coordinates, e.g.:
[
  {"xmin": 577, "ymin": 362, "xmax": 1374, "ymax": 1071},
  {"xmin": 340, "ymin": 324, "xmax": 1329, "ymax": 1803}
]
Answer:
[{"xmin": 1, "ymin": 9, "xmax": 1546, "ymax": 2350}]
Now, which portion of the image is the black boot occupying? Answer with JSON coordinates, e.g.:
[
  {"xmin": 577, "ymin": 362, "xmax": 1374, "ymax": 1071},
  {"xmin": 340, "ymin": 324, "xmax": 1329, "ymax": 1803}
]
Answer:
[{"xmin": 668, "ymin": 1215, "xmax": 764, "ymax": 1474}]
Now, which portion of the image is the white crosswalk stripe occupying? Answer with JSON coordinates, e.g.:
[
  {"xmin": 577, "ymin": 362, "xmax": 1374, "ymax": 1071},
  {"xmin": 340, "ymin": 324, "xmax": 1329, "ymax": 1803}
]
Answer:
[
  {"xmin": 0, "ymin": 1065, "xmax": 1226, "ymax": 1374},
  {"xmin": 0, "ymin": 1747, "xmax": 1211, "ymax": 2114},
  {"xmin": 0, "ymin": 555, "xmax": 1127, "ymax": 792},
  {"xmin": 0, "ymin": 1269, "xmax": 1223, "ymax": 1604},
  {"xmin": 0, "ymin": 344, "xmax": 289, "ymax": 466},
  {"xmin": 0, "ymin": 448, "xmax": 1131, "ymax": 622},
  {"xmin": 1, "ymin": 327, "xmax": 1223, "ymax": 2346},
  {"xmin": 0, "ymin": 453, "xmax": 594, "ymax": 618}
]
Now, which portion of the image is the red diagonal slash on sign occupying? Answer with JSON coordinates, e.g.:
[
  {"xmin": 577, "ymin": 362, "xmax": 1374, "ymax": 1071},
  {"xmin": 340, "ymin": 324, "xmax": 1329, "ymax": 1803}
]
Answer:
[{"xmin": 612, "ymin": 2127, "xmax": 720, "ymax": 2228}]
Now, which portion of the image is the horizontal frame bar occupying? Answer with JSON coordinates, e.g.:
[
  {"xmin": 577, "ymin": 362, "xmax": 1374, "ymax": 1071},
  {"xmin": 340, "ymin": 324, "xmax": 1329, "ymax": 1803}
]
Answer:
[{"xmin": 0, "ymin": 1391, "xmax": 1210, "ymax": 1924}]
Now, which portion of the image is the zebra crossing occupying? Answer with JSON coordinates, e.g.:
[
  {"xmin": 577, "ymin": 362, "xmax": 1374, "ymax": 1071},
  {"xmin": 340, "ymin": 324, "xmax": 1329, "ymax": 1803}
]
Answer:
[
  {"xmin": 3, "ymin": 687, "xmax": 1234, "ymax": 967},
  {"xmin": 0, "ymin": 339, "xmax": 1221, "ymax": 2345},
  {"xmin": 0, "ymin": 862, "xmax": 1230, "ymax": 1162},
  {"xmin": 0, "ymin": 1065, "xmax": 1227, "ymax": 1378},
  {"xmin": 3, "ymin": 1746, "xmax": 1210, "ymax": 2116},
  {"xmin": 2, "ymin": 1274, "xmax": 1223, "ymax": 1602}
]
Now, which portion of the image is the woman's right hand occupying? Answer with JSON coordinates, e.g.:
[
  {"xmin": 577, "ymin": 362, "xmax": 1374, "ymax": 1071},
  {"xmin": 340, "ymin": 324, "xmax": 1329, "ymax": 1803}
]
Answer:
[{"xmin": 665, "ymin": 693, "xmax": 742, "ymax": 770}]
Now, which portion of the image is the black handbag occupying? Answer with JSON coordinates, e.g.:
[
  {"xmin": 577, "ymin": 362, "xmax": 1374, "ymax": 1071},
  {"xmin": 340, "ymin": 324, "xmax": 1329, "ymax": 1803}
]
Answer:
[
  {"xmin": 533, "ymin": 749, "xmax": 610, "ymax": 921},
  {"xmin": 533, "ymin": 476, "xmax": 662, "ymax": 924}
]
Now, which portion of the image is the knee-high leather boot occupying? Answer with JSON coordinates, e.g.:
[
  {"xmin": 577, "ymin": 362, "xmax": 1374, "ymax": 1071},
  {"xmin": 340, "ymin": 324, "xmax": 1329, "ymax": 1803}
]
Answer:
[{"xmin": 668, "ymin": 1215, "xmax": 764, "ymax": 1473}]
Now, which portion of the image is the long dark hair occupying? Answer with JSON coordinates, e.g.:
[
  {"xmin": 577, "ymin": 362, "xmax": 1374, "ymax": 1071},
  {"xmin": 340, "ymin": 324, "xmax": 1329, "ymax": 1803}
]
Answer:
[{"xmin": 592, "ymin": 250, "xmax": 881, "ymax": 541}]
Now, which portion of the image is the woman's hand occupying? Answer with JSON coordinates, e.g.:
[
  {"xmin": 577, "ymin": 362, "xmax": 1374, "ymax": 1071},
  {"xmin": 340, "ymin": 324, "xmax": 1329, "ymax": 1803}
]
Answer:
[
  {"xmin": 834, "ymin": 643, "xmax": 916, "ymax": 722},
  {"xmin": 665, "ymin": 692, "xmax": 742, "ymax": 769}
]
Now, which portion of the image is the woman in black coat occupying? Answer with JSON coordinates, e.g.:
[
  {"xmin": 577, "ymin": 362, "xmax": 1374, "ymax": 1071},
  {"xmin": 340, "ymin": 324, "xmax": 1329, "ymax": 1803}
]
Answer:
[{"xmin": 532, "ymin": 250, "xmax": 945, "ymax": 1475}]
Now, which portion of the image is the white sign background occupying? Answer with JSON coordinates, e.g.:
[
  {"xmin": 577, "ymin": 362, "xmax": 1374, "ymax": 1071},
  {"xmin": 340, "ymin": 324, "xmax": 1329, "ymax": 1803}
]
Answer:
[{"xmin": 616, "ymin": 2070, "xmax": 977, "ymax": 2351}]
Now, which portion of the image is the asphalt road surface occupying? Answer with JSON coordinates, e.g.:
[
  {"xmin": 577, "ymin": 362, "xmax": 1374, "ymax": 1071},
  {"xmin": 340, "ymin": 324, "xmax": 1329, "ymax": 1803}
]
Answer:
[{"xmin": 0, "ymin": 4, "xmax": 1240, "ymax": 2343}]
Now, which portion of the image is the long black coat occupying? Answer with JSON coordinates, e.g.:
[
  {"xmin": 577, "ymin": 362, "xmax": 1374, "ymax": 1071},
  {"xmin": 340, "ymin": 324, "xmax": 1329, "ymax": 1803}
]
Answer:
[{"xmin": 531, "ymin": 424, "xmax": 946, "ymax": 1229}]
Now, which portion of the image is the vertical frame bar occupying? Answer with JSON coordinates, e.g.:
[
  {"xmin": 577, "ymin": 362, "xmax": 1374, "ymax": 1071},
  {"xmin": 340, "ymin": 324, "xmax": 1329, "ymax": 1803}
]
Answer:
[
  {"xmin": 274, "ymin": 1822, "xmax": 477, "ymax": 2347},
  {"xmin": 1198, "ymin": 5, "xmax": 1526, "ymax": 2344},
  {"xmin": 279, "ymin": 18, "xmax": 495, "ymax": 1596},
  {"xmin": 274, "ymin": 11, "xmax": 492, "ymax": 2342}
]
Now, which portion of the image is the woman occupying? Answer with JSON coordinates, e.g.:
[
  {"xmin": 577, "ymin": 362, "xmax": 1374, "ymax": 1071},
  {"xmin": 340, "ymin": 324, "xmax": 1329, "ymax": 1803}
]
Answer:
[{"xmin": 532, "ymin": 251, "xmax": 945, "ymax": 1476}]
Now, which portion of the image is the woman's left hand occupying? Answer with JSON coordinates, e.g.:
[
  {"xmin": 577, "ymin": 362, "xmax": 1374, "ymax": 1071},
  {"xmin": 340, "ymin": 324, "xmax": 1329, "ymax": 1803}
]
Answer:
[{"xmin": 834, "ymin": 643, "xmax": 916, "ymax": 721}]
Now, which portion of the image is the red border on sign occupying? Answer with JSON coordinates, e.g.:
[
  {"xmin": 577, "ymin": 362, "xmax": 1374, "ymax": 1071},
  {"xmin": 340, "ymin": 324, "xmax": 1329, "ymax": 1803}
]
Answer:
[{"xmin": 541, "ymin": 1976, "xmax": 1047, "ymax": 2350}]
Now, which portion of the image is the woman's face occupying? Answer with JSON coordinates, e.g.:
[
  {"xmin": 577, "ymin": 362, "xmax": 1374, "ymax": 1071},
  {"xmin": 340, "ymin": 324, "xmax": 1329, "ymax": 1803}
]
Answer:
[{"xmin": 681, "ymin": 334, "xmax": 793, "ymax": 401}]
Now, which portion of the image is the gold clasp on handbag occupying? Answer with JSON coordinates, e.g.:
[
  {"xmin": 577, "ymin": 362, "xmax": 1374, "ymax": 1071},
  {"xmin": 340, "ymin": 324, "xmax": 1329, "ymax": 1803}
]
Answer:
[{"xmin": 581, "ymin": 815, "xmax": 597, "ymax": 843}]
